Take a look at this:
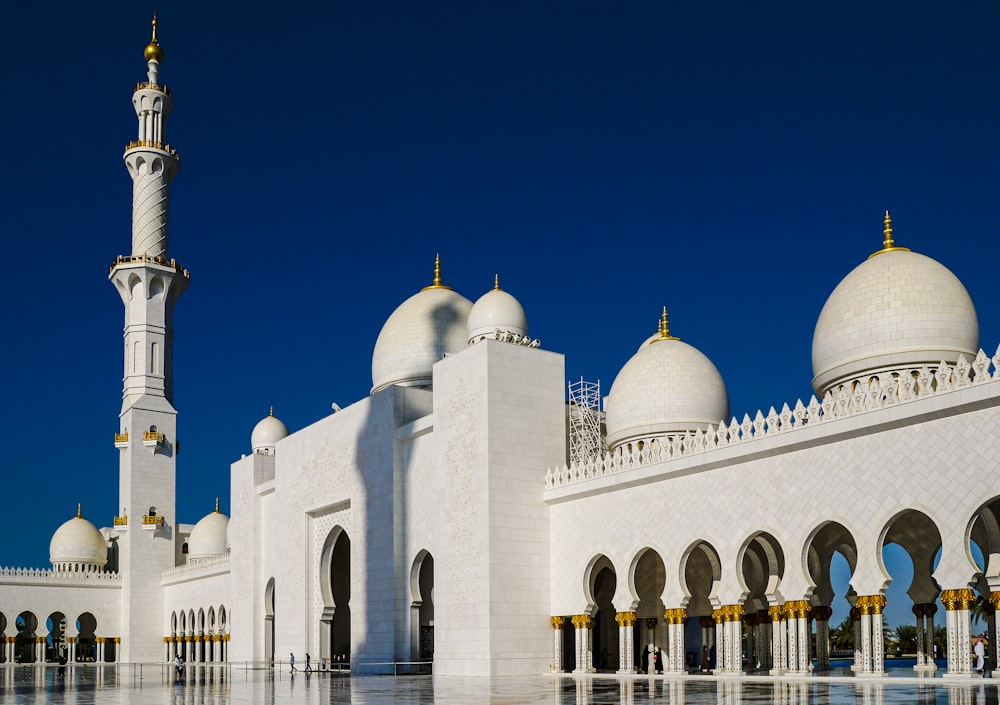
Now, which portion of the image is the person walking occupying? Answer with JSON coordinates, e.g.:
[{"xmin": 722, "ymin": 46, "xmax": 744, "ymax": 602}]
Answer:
[
  {"xmin": 305, "ymin": 653, "xmax": 312, "ymax": 673},
  {"xmin": 174, "ymin": 654, "xmax": 183, "ymax": 678},
  {"xmin": 975, "ymin": 637, "xmax": 986, "ymax": 675},
  {"xmin": 290, "ymin": 652, "xmax": 297, "ymax": 672}
]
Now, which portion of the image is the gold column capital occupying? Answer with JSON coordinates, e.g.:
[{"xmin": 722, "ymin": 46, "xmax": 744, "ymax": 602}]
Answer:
[
  {"xmin": 571, "ymin": 614, "xmax": 594, "ymax": 630},
  {"xmin": 550, "ymin": 616, "xmax": 565, "ymax": 630},
  {"xmin": 941, "ymin": 588, "xmax": 976, "ymax": 610},
  {"xmin": 663, "ymin": 608, "xmax": 687, "ymax": 625},
  {"xmin": 989, "ymin": 592, "xmax": 1000, "ymax": 610},
  {"xmin": 768, "ymin": 605, "xmax": 784, "ymax": 622},
  {"xmin": 615, "ymin": 611, "xmax": 637, "ymax": 627},
  {"xmin": 811, "ymin": 605, "xmax": 833, "ymax": 621}
]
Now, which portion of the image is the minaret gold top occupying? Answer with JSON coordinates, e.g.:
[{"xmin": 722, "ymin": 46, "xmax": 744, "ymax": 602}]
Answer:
[
  {"xmin": 215, "ymin": 497, "xmax": 220, "ymax": 513},
  {"xmin": 77, "ymin": 503, "xmax": 82, "ymax": 519},
  {"xmin": 868, "ymin": 210, "xmax": 910, "ymax": 259},
  {"xmin": 144, "ymin": 15, "xmax": 163, "ymax": 63},
  {"xmin": 494, "ymin": 273, "xmax": 500, "ymax": 291},
  {"xmin": 652, "ymin": 306, "xmax": 680, "ymax": 342},
  {"xmin": 421, "ymin": 254, "xmax": 454, "ymax": 291}
]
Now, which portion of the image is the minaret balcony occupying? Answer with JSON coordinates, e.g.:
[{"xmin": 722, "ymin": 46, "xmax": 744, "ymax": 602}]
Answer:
[
  {"xmin": 109, "ymin": 254, "xmax": 190, "ymax": 279},
  {"xmin": 124, "ymin": 139, "xmax": 180, "ymax": 161},
  {"xmin": 143, "ymin": 431, "xmax": 166, "ymax": 449},
  {"xmin": 114, "ymin": 515, "xmax": 128, "ymax": 528},
  {"xmin": 134, "ymin": 81, "xmax": 172, "ymax": 97},
  {"xmin": 114, "ymin": 432, "xmax": 129, "ymax": 449},
  {"xmin": 142, "ymin": 514, "xmax": 164, "ymax": 530}
]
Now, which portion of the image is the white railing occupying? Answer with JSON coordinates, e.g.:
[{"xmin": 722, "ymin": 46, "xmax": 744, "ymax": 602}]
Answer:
[
  {"xmin": 161, "ymin": 554, "xmax": 230, "ymax": 581},
  {"xmin": 547, "ymin": 347, "xmax": 1000, "ymax": 489},
  {"xmin": 0, "ymin": 566, "xmax": 122, "ymax": 584}
]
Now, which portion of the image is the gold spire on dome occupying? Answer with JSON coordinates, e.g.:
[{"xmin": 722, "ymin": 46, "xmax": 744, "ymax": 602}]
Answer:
[
  {"xmin": 144, "ymin": 14, "xmax": 164, "ymax": 63},
  {"xmin": 868, "ymin": 210, "xmax": 911, "ymax": 259},
  {"xmin": 421, "ymin": 254, "xmax": 454, "ymax": 291},
  {"xmin": 215, "ymin": 497, "xmax": 220, "ymax": 513},
  {"xmin": 494, "ymin": 274, "xmax": 500, "ymax": 291},
  {"xmin": 269, "ymin": 406, "xmax": 274, "ymax": 417},
  {"xmin": 77, "ymin": 503, "xmax": 82, "ymax": 519},
  {"xmin": 652, "ymin": 306, "xmax": 680, "ymax": 342}
]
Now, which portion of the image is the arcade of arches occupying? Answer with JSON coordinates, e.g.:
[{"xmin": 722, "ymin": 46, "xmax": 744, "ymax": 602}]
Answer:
[
  {"xmin": 0, "ymin": 611, "xmax": 116, "ymax": 664},
  {"xmin": 165, "ymin": 605, "xmax": 230, "ymax": 663},
  {"xmin": 550, "ymin": 503, "xmax": 1000, "ymax": 677}
]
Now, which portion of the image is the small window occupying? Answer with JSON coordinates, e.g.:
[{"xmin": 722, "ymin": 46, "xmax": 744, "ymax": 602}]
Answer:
[{"xmin": 182, "ymin": 543, "xmax": 189, "ymax": 555}]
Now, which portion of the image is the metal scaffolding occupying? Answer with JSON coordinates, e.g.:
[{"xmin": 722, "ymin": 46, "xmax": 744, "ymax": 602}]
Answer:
[{"xmin": 568, "ymin": 377, "xmax": 603, "ymax": 466}]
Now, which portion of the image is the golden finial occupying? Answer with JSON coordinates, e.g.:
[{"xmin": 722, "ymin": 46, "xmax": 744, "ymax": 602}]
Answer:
[
  {"xmin": 215, "ymin": 497, "xmax": 220, "ymax": 513},
  {"xmin": 868, "ymin": 210, "xmax": 910, "ymax": 258},
  {"xmin": 144, "ymin": 14, "xmax": 164, "ymax": 63},
  {"xmin": 653, "ymin": 306, "xmax": 679, "ymax": 342},
  {"xmin": 421, "ymin": 254, "xmax": 454, "ymax": 291},
  {"xmin": 77, "ymin": 503, "xmax": 82, "ymax": 519},
  {"xmin": 269, "ymin": 406, "xmax": 274, "ymax": 417},
  {"xmin": 494, "ymin": 274, "xmax": 500, "ymax": 291}
]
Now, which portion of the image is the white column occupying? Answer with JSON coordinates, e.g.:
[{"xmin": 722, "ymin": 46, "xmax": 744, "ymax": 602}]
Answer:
[
  {"xmin": 769, "ymin": 607, "xmax": 783, "ymax": 674},
  {"xmin": 68, "ymin": 637, "xmax": 77, "ymax": 663},
  {"xmin": 871, "ymin": 610, "xmax": 885, "ymax": 674},
  {"xmin": 859, "ymin": 612, "xmax": 873, "ymax": 674},
  {"xmin": 714, "ymin": 612, "xmax": 725, "ymax": 671},
  {"xmin": 551, "ymin": 617, "xmax": 565, "ymax": 672},
  {"xmin": 852, "ymin": 609, "xmax": 862, "ymax": 670},
  {"xmin": 914, "ymin": 608, "xmax": 925, "ymax": 668},
  {"xmin": 615, "ymin": 613, "xmax": 635, "ymax": 674},
  {"xmin": 798, "ymin": 616, "xmax": 810, "ymax": 672},
  {"xmin": 942, "ymin": 590, "xmax": 975, "ymax": 676}
]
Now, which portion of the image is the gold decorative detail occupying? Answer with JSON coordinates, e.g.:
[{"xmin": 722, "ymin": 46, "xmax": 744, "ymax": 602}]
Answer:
[
  {"xmin": 142, "ymin": 514, "xmax": 164, "ymax": 526},
  {"xmin": 114, "ymin": 432, "xmax": 129, "ymax": 444},
  {"xmin": 868, "ymin": 210, "xmax": 911, "ymax": 259},
  {"xmin": 783, "ymin": 599, "xmax": 811, "ymax": 619},
  {"xmin": 768, "ymin": 605, "xmax": 784, "ymax": 622},
  {"xmin": 110, "ymin": 254, "xmax": 190, "ymax": 278},
  {"xmin": 941, "ymin": 588, "xmax": 976, "ymax": 610},
  {"xmin": 215, "ymin": 497, "xmax": 220, "ymax": 513},
  {"xmin": 421, "ymin": 254, "xmax": 454, "ymax": 291},
  {"xmin": 143, "ymin": 430, "xmax": 165, "ymax": 442},
  {"xmin": 269, "ymin": 406, "xmax": 274, "ymax": 417},
  {"xmin": 615, "ymin": 611, "xmax": 637, "ymax": 627},
  {"xmin": 114, "ymin": 515, "xmax": 128, "ymax": 526},
  {"xmin": 663, "ymin": 608, "xmax": 687, "ymax": 625},
  {"xmin": 125, "ymin": 139, "xmax": 180, "ymax": 161},
  {"xmin": 77, "ymin": 503, "xmax": 82, "ymax": 519},
  {"xmin": 133, "ymin": 81, "xmax": 172, "ymax": 97},
  {"xmin": 711, "ymin": 608, "xmax": 722, "ymax": 623},
  {"xmin": 550, "ymin": 616, "xmax": 564, "ymax": 629},
  {"xmin": 988, "ymin": 592, "xmax": 1000, "ymax": 610},
  {"xmin": 571, "ymin": 614, "xmax": 594, "ymax": 629},
  {"xmin": 494, "ymin": 274, "xmax": 500, "ymax": 291},
  {"xmin": 144, "ymin": 14, "xmax": 164, "ymax": 63},
  {"xmin": 652, "ymin": 306, "xmax": 680, "ymax": 343}
]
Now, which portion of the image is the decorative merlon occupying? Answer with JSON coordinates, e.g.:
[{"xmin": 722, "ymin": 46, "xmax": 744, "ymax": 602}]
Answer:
[{"xmin": 547, "ymin": 346, "xmax": 1000, "ymax": 489}]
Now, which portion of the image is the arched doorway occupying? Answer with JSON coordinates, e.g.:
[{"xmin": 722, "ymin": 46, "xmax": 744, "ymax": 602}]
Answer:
[
  {"xmin": 15, "ymin": 612, "xmax": 38, "ymax": 663},
  {"xmin": 410, "ymin": 550, "xmax": 434, "ymax": 661},
  {"xmin": 320, "ymin": 528, "xmax": 351, "ymax": 664},
  {"xmin": 740, "ymin": 531, "xmax": 785, "ymax": 671},
  {"xmin": 46, "ymin": 612, "xmax": 67, "ymax": 663},
  {"xmin": 76, "ymin": 613, "xmax": 97, "ymax": 662},
  {"xmin": 632, "ymin": 548, "xmax": 666, "ymax": 673},
  {"xmin": 585, "ymin": 555, "xmax": 616, "ymax": 672},
  {"xmin": 805, "ymin": 521, "xmax": 858, "ymax": 669},
  {"xmin": 264, "ymin": 578, "xmax": 275, "ymax": 664},
  {"xmin": 681, "ymin": 540, "xmax": 722, "ymax": 670}
]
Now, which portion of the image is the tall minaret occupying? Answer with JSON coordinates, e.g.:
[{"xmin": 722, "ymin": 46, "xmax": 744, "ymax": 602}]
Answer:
[{"xmin": 109, "ymin": 16, "xmax": 188, "ymax": 663}]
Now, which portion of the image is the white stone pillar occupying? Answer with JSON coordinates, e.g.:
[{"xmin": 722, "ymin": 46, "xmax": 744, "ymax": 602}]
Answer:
[
  {"xmin": 572, "ymin": 614, "xmax": 594, "ymax": 673},
  {"xmin": 871, "ymin": 610, "xmax": 885, "ymax": 674},
  {"xmin": 68, "ymin": 637, "xmax": 77, "ymax": 663},
  {"xmin": 551, "ymin": 617, "xmax": 565, "ymax": 672},
  {"xmin": 714, "ymin": 609, "xmax": 726, "ymax": 671},
  {"xmin": 914, "ymin": 606, "xmax": 926, "ymax": 668},
  {"xmin": 860, "ymin": 611, "xmax": 873, "ymax": 675},
  {"xmin": 814, "ymin": 606, "xmax": 832, "ymax": 670},
  {"xmin": 615, "ymin": 613, "xmax": 635, "ymax": 673},
  {"xmin": 851, "ymin": 608, "xmax": 862, "ymax": 670},
  {"xmin": 769, "ymin": 606, "xmax": 784, "ymax": 674},
  {"xmin": 942, "ymin": 589, "xmax": 974, "ymax": 676}
]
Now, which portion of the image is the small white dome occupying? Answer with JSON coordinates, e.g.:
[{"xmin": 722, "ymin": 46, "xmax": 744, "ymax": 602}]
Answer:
[
  {"xmin": 50, "ymin": 509, "xmax": 107, "ymax": 568},
  {"xmin": 467, "ymin": 277, "xmax": 527, "ymax": 343},
  {"xmin": 812, "ymin": 215, "xmax": 978, "ymax": 395},
  {"xmin": 372, "ymin": 257, "xmax": 472, "ymax": 393},
  {"xmin": 187, "ymin": 506, "xmax": 229, "ymax": 561},
  {"xmin": 605, "ymin": 310, "xmax": 729, "ymax": 450},
  {"xmin": 251, "ymin": 409, "xmax": 288, "ymax": 453}
]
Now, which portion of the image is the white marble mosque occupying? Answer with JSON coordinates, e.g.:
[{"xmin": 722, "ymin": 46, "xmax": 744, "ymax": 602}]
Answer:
[{"xmin": 3, "ymin": 19, "xmax": 1000, "ymax": 682}]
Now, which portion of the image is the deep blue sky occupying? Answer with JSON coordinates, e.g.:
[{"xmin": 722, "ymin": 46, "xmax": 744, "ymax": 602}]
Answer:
[{"xmin": 2, "ymin": 2, "xmax": 998, "ymax": 630}]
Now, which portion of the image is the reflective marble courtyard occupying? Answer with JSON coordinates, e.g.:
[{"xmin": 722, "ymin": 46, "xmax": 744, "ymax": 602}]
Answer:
[{"xmin": 1, "ymin": 665, "xmax": 999, "ymax": 704}]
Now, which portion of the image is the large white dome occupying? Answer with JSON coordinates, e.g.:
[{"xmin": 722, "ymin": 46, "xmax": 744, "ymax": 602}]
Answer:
[
  {"xmin": 811, "ymin": 214, "xmax": 978, "ymax": 396},
  {"xmin": 251, "ymin": 409, "xmax": 288, "ymax": 453},
  {"xmin": 605, "ymin": 310, "xmax": 729, "ymax": 450},
  {"xmin": 50, "ymin": 508, "xmax": 107, "ymax": 568},
  {"xmin": 372, "ymin": 258, "xmax": 472, "ymax": 393},
  {"xmin": 467, "ymin": 276, "xmax": 527, "ymax": 343},
  {"xmin": 187, "ymin": 504, "xmax": 229, "ymax": 561}
]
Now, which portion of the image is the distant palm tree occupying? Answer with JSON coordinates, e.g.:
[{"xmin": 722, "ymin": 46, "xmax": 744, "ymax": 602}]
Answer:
[
  {"xmin": 894, "ymin": 625, "xmax": 917, "ymax": 654},
  {"xmin": 830, "ymin": 616, "xmax": 854, "ymax": 649}
]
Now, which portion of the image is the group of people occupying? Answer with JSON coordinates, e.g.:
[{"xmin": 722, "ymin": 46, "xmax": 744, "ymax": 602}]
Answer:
[{"xmin": 289, "ymin": 652, "xmax": 312, "ymax": 673}]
